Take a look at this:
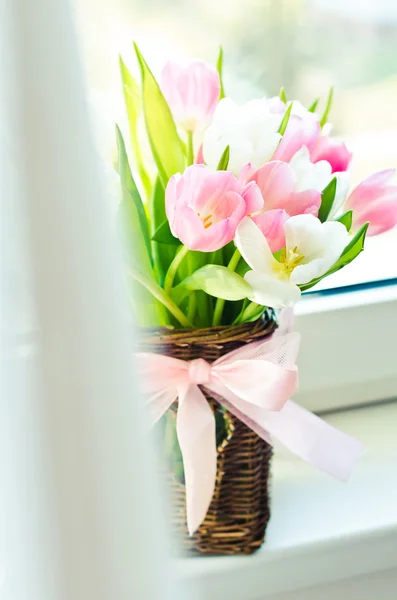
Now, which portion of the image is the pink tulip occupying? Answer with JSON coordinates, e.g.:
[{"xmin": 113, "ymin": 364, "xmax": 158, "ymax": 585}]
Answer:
[
  {"xmin": 249, "ymin": 160, "xmax": 322, "ymax": 218},
  {"xmin": 161, "ymin": 60, "xmax": 220, "ymax": 133},
  {"xmin": 166, "ymin": 165, "xmax": 264, "ymax": 251},
  {"xmin": 345, "ymin": 169, "xmax": 397, "ymax": 236},
  {"xmin": 273, "ymin": 114, "xmax": 320, "ymax": 163},
  {"xmin": 310, "ymin": 136, "xmax": 352, "ymax": 173}
]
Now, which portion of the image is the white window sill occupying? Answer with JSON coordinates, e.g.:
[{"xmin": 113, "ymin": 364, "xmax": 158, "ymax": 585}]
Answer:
[{"xmin": 175, "ymin": 401, "xmax": 397, "ymax": 599}]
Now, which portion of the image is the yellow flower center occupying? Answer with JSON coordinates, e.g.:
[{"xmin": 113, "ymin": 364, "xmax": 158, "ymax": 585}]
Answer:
[{"xmin": 276, "ymin": 246, "xmax": 306, "ymax": 278}]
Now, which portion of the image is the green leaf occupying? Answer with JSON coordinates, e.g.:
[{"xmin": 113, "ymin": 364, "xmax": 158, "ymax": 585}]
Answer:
[
  {"xmin": 149, "ymin": 176, "xmax": 166, "ymax": 232},
  {"xmin": 320, "ymin": 86, "xmax": 334, "ymax": 127},
  {"xmin": 216, "ymin": 46, "xmax": 225, "ymax": 100},
  {"xmin": 149, "ymin": 177, "xmax": 178, "ymax": 281},
  {"xmin": 115, "ymin": 141, "xmax": 169, "ymax": 326},
  {"xmin": 278, "ymin": 102, "xmax": 293, "ymax": 135},
  {"xmin": 308, "ymin": 98, "xmax": 320, "ymax": 113},
  {"xmin": 116, "ymin": 152, "xmax": 163, "ymax": 325},
  {"xmin": 195, "ymin": 290, "xmax": 212, "ymax": 327},
  {"xmin": 178, "ymin": 265, "xmax": 252, "ymax": 301},
  {"xmin": 216, "ymin": 145, "xmax": 230, "ymax": 170},
  {"xmin": 279, "ymin": 87, "xmax": 287, "ymax": 103},
  {"xmin": 152, "ymin": 219, "xmax": 180, "ymax": 245},
  {"xmin": 119, "ymin": 56, "xmax": 152, "ymax": 199},
  {"xmin": 331, "ymin": 222, "xmax": 369, "ymax": 272},
  {"xmin": 240, "ymin": 303, "xmax": 266, "ymax": 324},
  {"xmin": 300, "ymin": 222, "xmax": 369, "ymax": 292},
  {"xmin": 116, "ymin": 125, "xmax": 152, "ymax": 262},
  {"xmin": 336, "ymin": 210, "xmax": 353, "ymax": 232},
  {"xmin": 117, "ymin": 194, "xmax": 152, "ymax": 275},
  {"xmin": 134, "ymin": 43, "xmax": 185, "ymax": 188},
  {"xmin": 318, "ymin": 177, "xmax": 337, "ymax": 222},
  {"xmin": 119, "ymin": 56, "xmax": 141, "ymax": 125}
]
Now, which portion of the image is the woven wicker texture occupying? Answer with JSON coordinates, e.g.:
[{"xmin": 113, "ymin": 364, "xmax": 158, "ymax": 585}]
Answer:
[{"xmin": 141, "ymin": 310, "xmax": 276, "ymax": 555}]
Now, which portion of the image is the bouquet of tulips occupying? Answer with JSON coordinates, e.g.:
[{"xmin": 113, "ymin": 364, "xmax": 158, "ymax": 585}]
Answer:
[
  {"xmin": 115, "ymin": 45, "xmax": 397, "ymax": 550},
  {"xmin": 117, "ymin": 45, "xmax": 397, "ymax": 329}
]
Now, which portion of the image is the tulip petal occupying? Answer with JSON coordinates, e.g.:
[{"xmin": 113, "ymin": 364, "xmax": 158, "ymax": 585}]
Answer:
[
  {"xmin": 285, "ymin": 216, "xmax": 349, "ymax": 285},
  {"xmin": 193, "ymin": 170, "xmax": 239, "ymax": 213},
  {"xmin": 252, "ymin": 209, "xmax": 288, "ymax": 252},
  {"xmin": 274, "ymin": 115, "xmax": 320, "ymax": 162},
  {"xmin": 290, "ymin": 257, "xmax": 337, "ymax": 286},
  {"xmin": 235, "ymin": 217, "xmax": 279, "ymax": 273},
  {"xmin": 291, "ymin": 216, "xmax": 348, "ymax": 259},
  {"xmin": 360, "ymin": 195, "xmax": 397, "ymax": 236},
  {"xmin": 249, "ymin": 161, "xmax": 295, "ymax": 210},
  {"xmin": 329, "ymin": 171, "xmax": 351, "ymax": 219},
  {"xmin": 284, "ymin": 214, "xmax": 324, "ymax": 257},
  {"xmin": 249, "ymin": 160, "xmax": 322, "ymax": 217},
  {"xmin": 176, "ymin": 207, "xmax": 235, "ymax": 252},
  {"xmin": 347, "ymin": 169, "xmax": 397, "ymax": 211},
  {"xmin": 289, "ymin": 147, "xmax": 332, "ymax": 193},
  {"xmin": 241, "ymin": 181, "xmax": 265, "ymax": 214},
  {"xmin": 245, "ymin": 271, "xmax": 301, "ymax": 308},
  {"xmin": 359, "ymin": 169, "xmax": 396, "ymax": 188},
  {"xmin": 310, "ymin": 136, "xmax": 352, "ymax": 173},
  {"xmin": 292, "ymin": 189, "xmax": 322, "ymax": 216},
  {"xmin": 203, "ymin": 98, "xmax": 282, "ymax": 174},
  {"xmin": 161, "ymin": 60, "xmax": 220, "ymax": 132},
  {"xmin": 238, "ymin": 163, "xmax": 256, "ymax": 184},
  {"xmin": 345, "ymin": 169, "xmax": 397, "ymax": 235}
]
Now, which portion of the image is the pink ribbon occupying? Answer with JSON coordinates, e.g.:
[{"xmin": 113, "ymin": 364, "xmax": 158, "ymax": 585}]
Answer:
[{"xmin": 137, "ymin": 331, "xmax": 362, "ymax": 534}]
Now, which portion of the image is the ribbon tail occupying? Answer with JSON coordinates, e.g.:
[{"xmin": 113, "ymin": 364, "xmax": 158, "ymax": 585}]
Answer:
[
  {"xmin": 263, "ymin": 400, "xmax": 363, "ymax": 482},
  {"xmin": 208, "ymin": 381, "xmax": 362, "ymax": 482},
  {"xmin": 146, "ymin": 389, "xmax": 179, "ymax": 428},
  {"xmin": 176, "ymin": 383, "xmax": 217, "ymax": 535}
]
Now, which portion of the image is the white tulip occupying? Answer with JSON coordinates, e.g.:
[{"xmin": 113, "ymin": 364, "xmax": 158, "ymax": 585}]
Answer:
[
  {"xmin": 329, "ymin": 170, "xmax": 351, "ymax": 218},
  {"xmin": 289, "ymin": 146, "xmax": 350, "ymax": 216},
  {"xmin": 289, "ymin": 99, "xmax": 320, "ymax": 122},
  {"xmin": 289, "ymin": 146, "xmax": 332, "ymax": 192},
  {"xmin": 202, "ymin": 98, "xmax": 282, "ymax": 174},
  {"xmin": 235, "ymin": 215, "xmax": 349, "ymax": 308}
]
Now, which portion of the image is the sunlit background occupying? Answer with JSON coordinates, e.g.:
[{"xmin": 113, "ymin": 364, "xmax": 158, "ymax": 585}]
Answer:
[{"xmin": 74, "ymin": 0, "xmax": 397, "ymax": 289}]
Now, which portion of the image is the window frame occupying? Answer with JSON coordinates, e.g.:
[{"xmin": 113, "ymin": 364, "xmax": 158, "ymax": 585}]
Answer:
[{"xmin": 294, "ymin": 282, "xmax": 397, "ymax": 413}]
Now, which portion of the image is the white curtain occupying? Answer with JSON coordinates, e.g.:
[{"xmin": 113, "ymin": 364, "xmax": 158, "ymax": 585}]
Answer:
[{"xmin": 0, "ymin": 1, "xmax": 178, "ymax": 598}]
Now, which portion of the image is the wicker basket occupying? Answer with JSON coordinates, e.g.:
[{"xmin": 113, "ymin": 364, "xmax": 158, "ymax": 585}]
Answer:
[{"xmin": 140, "ymin": 310, "xmax": 277, "ymax": 556}]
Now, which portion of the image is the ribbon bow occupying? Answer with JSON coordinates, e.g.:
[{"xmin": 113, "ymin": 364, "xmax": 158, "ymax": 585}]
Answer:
[{"xmin": 137, "ymin": 331, "xmax": 362, "ymax": 534}]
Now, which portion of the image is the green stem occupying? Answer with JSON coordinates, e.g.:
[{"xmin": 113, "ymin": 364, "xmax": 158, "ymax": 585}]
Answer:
[
  {"xmin": 232, "ymin": 298, "xmax": 248, "ymax": 325},
  {"xmin": 212, "ymin": 248, "xmax": 241, "ymax": 326},
  {"xmin": 228, "ymin": 248, "xmax": 242, "ymax": 271},
  {"xmin": 187, "ymin": 291, "xmax": 197, "ymax": 323},
  {"xmin": 164, "ymin": 245, "xmax": 189, "ymax": 296},
  {"xmin": 233, "ymin": 301, "xmax": 263, "ymax": 325},
  {"xmin": 129, "ymin": 267, "xmax": 193, "ymax": 328},
  {"xmin": 187, "ymin": 131, "xmax": 194, "ymax": 166},
  {"xmin": 187, "ymin": 251, "xmax": 197, "ymax": 323}
]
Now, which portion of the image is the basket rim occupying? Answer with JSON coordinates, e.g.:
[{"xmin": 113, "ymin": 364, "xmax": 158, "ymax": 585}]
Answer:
[{"xmin": 139, "ymin": 308, "xmax": 277, "ymax": 346}]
